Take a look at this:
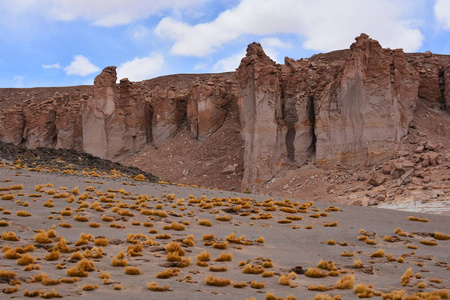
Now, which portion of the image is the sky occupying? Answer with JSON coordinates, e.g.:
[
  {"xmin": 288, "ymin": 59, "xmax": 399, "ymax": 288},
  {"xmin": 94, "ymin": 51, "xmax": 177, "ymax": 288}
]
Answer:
[{"xmin": 0, "ymin": 0, "xmax": 450, "ymax": 88}]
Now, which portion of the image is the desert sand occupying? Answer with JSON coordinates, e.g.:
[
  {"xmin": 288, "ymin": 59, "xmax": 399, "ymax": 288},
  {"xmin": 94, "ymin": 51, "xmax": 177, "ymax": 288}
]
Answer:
[{"xmin": 0, "ymin": 164, "xmax": 448, "ymax": 300}]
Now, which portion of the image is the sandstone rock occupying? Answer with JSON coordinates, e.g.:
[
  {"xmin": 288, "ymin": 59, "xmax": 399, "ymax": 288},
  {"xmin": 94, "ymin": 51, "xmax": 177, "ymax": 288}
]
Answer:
[
  {"xmin": 367, "ymin": 199, "xmax": 379, "ymax": 206},
  {"xmin": 376, "ymin": 194, "xmax": 386, "ymax": 201},
  {"xmin": 82, "ymin": 66, "xmax": 118, "ymax": 159},
  {"xmin": 0, "ymin": 107, "xmax": 25, "ymax": 145},
  {"xmin": 351, "ymin": 200, "xmax": 363, "ymax": 206},
  {"xmin": 382, "ymin": 162, "xmax": 392, "ymax": 175},
  {"xmin": 368, "ymin": 173, "xmax": 386, "ymax": 186},
  {"xmin": 425, "ymin": 141, "xmax": 437, "ymax": 151},
  {"xmin": 187, "ymin": 76, "xmax": 238, "ymax": 141},
  {"xmin": 221, "ymin": 164, "xmax": 236, "ymax": 175},
  {"xmin": 236, "ymin": 34, "xmax": 419, "ymax": 192},
  {"xmin": 421, "ymin": 151, "xmax": 441, "ymax": 167},
  {"xmin": 414, "ymin": 145, "xmax": 424, "ymax": 153}
]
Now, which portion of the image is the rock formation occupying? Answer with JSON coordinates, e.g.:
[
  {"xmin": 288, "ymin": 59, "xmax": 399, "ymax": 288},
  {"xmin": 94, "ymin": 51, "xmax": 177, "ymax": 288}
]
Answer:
[
  {"xmin": 0, "ymin": 88, "xmax": 89, "ymax": 150},
  {"xmin": 236, "ymin": 34, "xmax": 421, "ymax": 191},
  {"xmin": 0, "ymin": 34, "xmax": 449, "ymax": 193},
  {"xmin": 82, "ymin": 67, "xmax": 149, "ymax": 161}
]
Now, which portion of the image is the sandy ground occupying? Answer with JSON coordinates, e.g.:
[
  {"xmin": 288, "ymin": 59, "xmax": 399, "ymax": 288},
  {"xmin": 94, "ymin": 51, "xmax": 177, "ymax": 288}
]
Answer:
[{"xmin": 0, "ymin": 166, "xmax": 448, "ymax": 300}]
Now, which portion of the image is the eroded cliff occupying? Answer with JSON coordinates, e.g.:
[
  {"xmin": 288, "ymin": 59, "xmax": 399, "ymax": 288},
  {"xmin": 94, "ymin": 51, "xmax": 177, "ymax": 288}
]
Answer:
[{"xmin": 0, "ymin": 34, "xmax": 449, "ymax": 194}]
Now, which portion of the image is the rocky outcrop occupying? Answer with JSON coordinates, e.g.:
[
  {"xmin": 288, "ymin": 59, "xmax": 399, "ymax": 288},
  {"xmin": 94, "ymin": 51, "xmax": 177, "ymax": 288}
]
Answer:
[
  {"xmin": 82, "ymin": 67, "xmax": 150, "ymax": 161},
  {"xmin": 143, "ymin": 73, "xmax": 238, "ymax": 147},
  {"xmin": 406, "ymin": 52, "xmax": 450, "ymax": 111},
  {"xmin": 237, "ymin": 34, "xmax": 419, "ymax": 191},
  {"xmin": 0, "ymin": 34, "xmax": 449, "ymax": 193},
  {"xmin": 187, "ymin": 76, "xmax": 238, "ymax": 141},
  {"xmin": 0, "ymin": 89, "xmax": 88, "ymax": 150}
]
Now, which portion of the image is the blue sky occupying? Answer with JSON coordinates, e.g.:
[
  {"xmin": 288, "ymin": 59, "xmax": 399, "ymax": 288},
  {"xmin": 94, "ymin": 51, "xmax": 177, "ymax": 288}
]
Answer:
[{"xmin": 0, "ymin": 0, "xmax": 449, "ymax": 88}]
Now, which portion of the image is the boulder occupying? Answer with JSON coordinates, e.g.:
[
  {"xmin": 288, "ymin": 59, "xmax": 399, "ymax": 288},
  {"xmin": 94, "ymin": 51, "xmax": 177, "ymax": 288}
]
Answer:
[
  {"xmin": 368, "ymin": 173, "xmax": 386, "ymax": 186},
  {"xmin": 221, "ymin": 164, "xmax": 236, "ymax": 175}
]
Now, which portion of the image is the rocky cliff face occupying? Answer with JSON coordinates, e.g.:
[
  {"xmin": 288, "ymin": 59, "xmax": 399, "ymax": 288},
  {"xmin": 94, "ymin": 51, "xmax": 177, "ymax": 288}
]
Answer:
[
  {"xmin": 0, "ymin": 34, "xmax": 449, "ymax": 193},
  {"xmin": 0, "ymin": 87, "xmax": 90, "ymax": 150},
  {"xmin": 237, "ymin": 34, "xmax": 421, "ymax": 191},
  {"xmin": 0, "ymin": 69, "xmax": 239, "ymax": 162}
]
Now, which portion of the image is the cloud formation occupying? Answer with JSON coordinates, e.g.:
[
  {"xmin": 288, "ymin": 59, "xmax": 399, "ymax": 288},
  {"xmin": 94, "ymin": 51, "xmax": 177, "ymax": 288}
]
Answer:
[
  {"xmin": 42, "ymin": 63, "xmax": 61, "ymax": 69},
  {"xmin": 435, "ymin": 0, "xmax": 450, "ymax": 30},
  {"xmin": 3, "ymin": 0, "xmax": 206, "ymax": 27},
  {"xmin": 64, "ymin": 55, "xmax": 100, "ymax": 76},
  {"xmin": 155, "ymin": 0, "xmax": 424, "ymax": 56},
  {"xmin": 12, "ymin": 75, "xmax": 24, "ymax": 88},
  {"xmin": 117, "ymin": 53, "xmax": 164, "ymax": 82}
]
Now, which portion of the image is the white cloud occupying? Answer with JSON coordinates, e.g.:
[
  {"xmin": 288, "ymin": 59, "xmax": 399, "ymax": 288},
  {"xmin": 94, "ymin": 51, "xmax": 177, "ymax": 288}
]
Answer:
[
  {"xmin": 42, "ymin": 63, "xmax": 61, "ymax": 69},
  {"xmin": 64, "ymin": 55, "xmax": 100, "ymax": 76},
  {"xmin": 117, "ymin": 53, "xmax": 164, "ymax": 81},
  {"xmin": 2, "ymin": 0, "xmax": 207, "ymax": 27},
  {"xmin": 260, "ymin": 37, "xmax": 292, "ymax": 49},
  {"xmin": 131, "ymin": 25, "xmax": 151, "ymax": 40},
  {"xmin": 155, "ymin": 0, "xmax": 424, "ymax": 57},
  {"xmin": 213, "ymin": 51, "xmax": 245, "ymax": 73},
  {"xmin": 259, "ymin": 37, "xmax": 292, "ymax": 63},
  {"xmin": 435, "ymin": 0, "xmax": 450, "ymax": 30},
  {"xmin": 12, "ymin": 75, "xmax": 24, "ymax": 88}
]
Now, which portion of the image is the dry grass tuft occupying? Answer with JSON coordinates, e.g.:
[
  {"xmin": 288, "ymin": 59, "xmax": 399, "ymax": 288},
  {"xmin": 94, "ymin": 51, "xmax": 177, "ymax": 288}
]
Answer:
[
  {"xmin": 307, "ymin": 284, "xmax": 330, "ymax": 291},
  {"xmin": 199, "ymin": 219, "xmax": 212, "ymax": 227},
  {"xmin": 213, "ymin": 241, "xmax": 228, "ymax": 249},
  {"xmin": 243, "ymin": 264, "xmax": 265, "ymax": 274},
  {"xmin": 74, "ymin": 215, "xmax": 89, "ymax": 222},
  {"xmin": 215, "ymin": 214, "xmax": 232, "ymax": 221},
  {"xmin": 434, "ymin": 231, "xmax": 450, "ymax": 240},
  {"xmin": 353, "ymin": 283, "xmax": 374, "ymax": 298},
  {"xmin": 16, "ymin": 210, "xmax": 32, "ymax": 217},
  {"xmin": 17, "ymin": 253, "xmax": 35, "ymax": 265},
  {"xmin": 34, "ymin": 231, "xmax": 53, "ymax": 243},
  {"xmin": 147, "ymin": 282, "xmax": 170, "ymax": 291},
  {"xmin": 305, "ymin": 268, "xmax": 328, "ymax": 278},
  {"xmin": 214, "ymin": 252, "xmax": 232, "ymax": 262},
  {"xmin": 111, "ymin": 251, "xmax": 128, "ymax": 267},
  {"xmin": 250, "ymin": 280, "xmax": 265, "ymax": 289},
  {"xmin": 156, "ymin": 268, "xmax": 180, "ymax": 279},
  {"xmin": 401, "ymin": 268, "xmax": 413, "ymax": 286},
  {"xmin": 408, "ymin": 216, "xmax": 429, "ymax": 222},
  {"xmin": 209, "ymin": 266, "xmax": 228, "ymax": 272},
  {"xmin": 125, "ymin": 266, "xmax": 141, "ymax": 275},
  {"xmin": 40, "ymin": 289, "xmax": 62, "ymax": 298},
  {"xmin": 255, "ymin": 236, "xmax": 265, "ymax": 243},
  {"xmin": 205, "ymin": 274, "xmax": 231, "ymax": 286},
  {"xmin": 23, "ymin": 289, "xmax": 41, "ymax": 297},
  {"xmin": 0, "ymin": 269, "xmax": 17, "ymax": 279},
  {"xmin": 335, "ymin": 275, "xmax": 355, "ymax": 289},
  {"xmin": 420, "ymin": 239, "xmax": 438, "ymax": 246},
  {"xmin": 94, "ymin": 237, "xmax": 109, "ymax": 246},
  {"xmin": 233, "ymin": 281, "xmax": 248, "ymax": 288},
  {"xmin": 370, "ymin": 249, "xmax": 385, "ymax": 258},
  {"xmin": 196, "ymin": 250, "xmax": 211, "ymax": 262},
  {"xmin": 2, "ymin": 231, "xmax": 19, "ymax": 241},
  {"xmin": 3, "ymin": 284, "xmax": 19, "ymax": 294},
  {"xmin": 82, "ymin": 284, "xmax": 99, "ymax": 291}
]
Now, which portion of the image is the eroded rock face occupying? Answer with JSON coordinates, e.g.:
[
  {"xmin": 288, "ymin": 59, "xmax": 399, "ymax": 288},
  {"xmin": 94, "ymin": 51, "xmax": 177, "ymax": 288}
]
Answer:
[
  {"xmin": 0, "ymin": 34, "xmax": 449, "ymax": 193},
  {"xmin": 187, "ymin": 77, "xmax": 238, "ymax": 141},
  {"xmin": 82, "ymin": 66, "xmax": 118, "ymax": 159},
  {"xmin": 315, "ymin": 34, "xmax": 418, "ymax": 168},
  {"xmin": 406, "ymin": 52, "xmax": 450, "ymax": 112},
  {"xmin": 237, "ymin": 34, "xmax": 420, "ymax": 191},
  {"xmin": 236, "ymin": 43, "xmax": 286, "ymax": 190},
  {"xmin": 82, "ymin": 68, "xmax": 153, "ymax": 161},
  {"xmin": 0, "ymin": 89, "xmax": 89, "ymax": 150}
]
